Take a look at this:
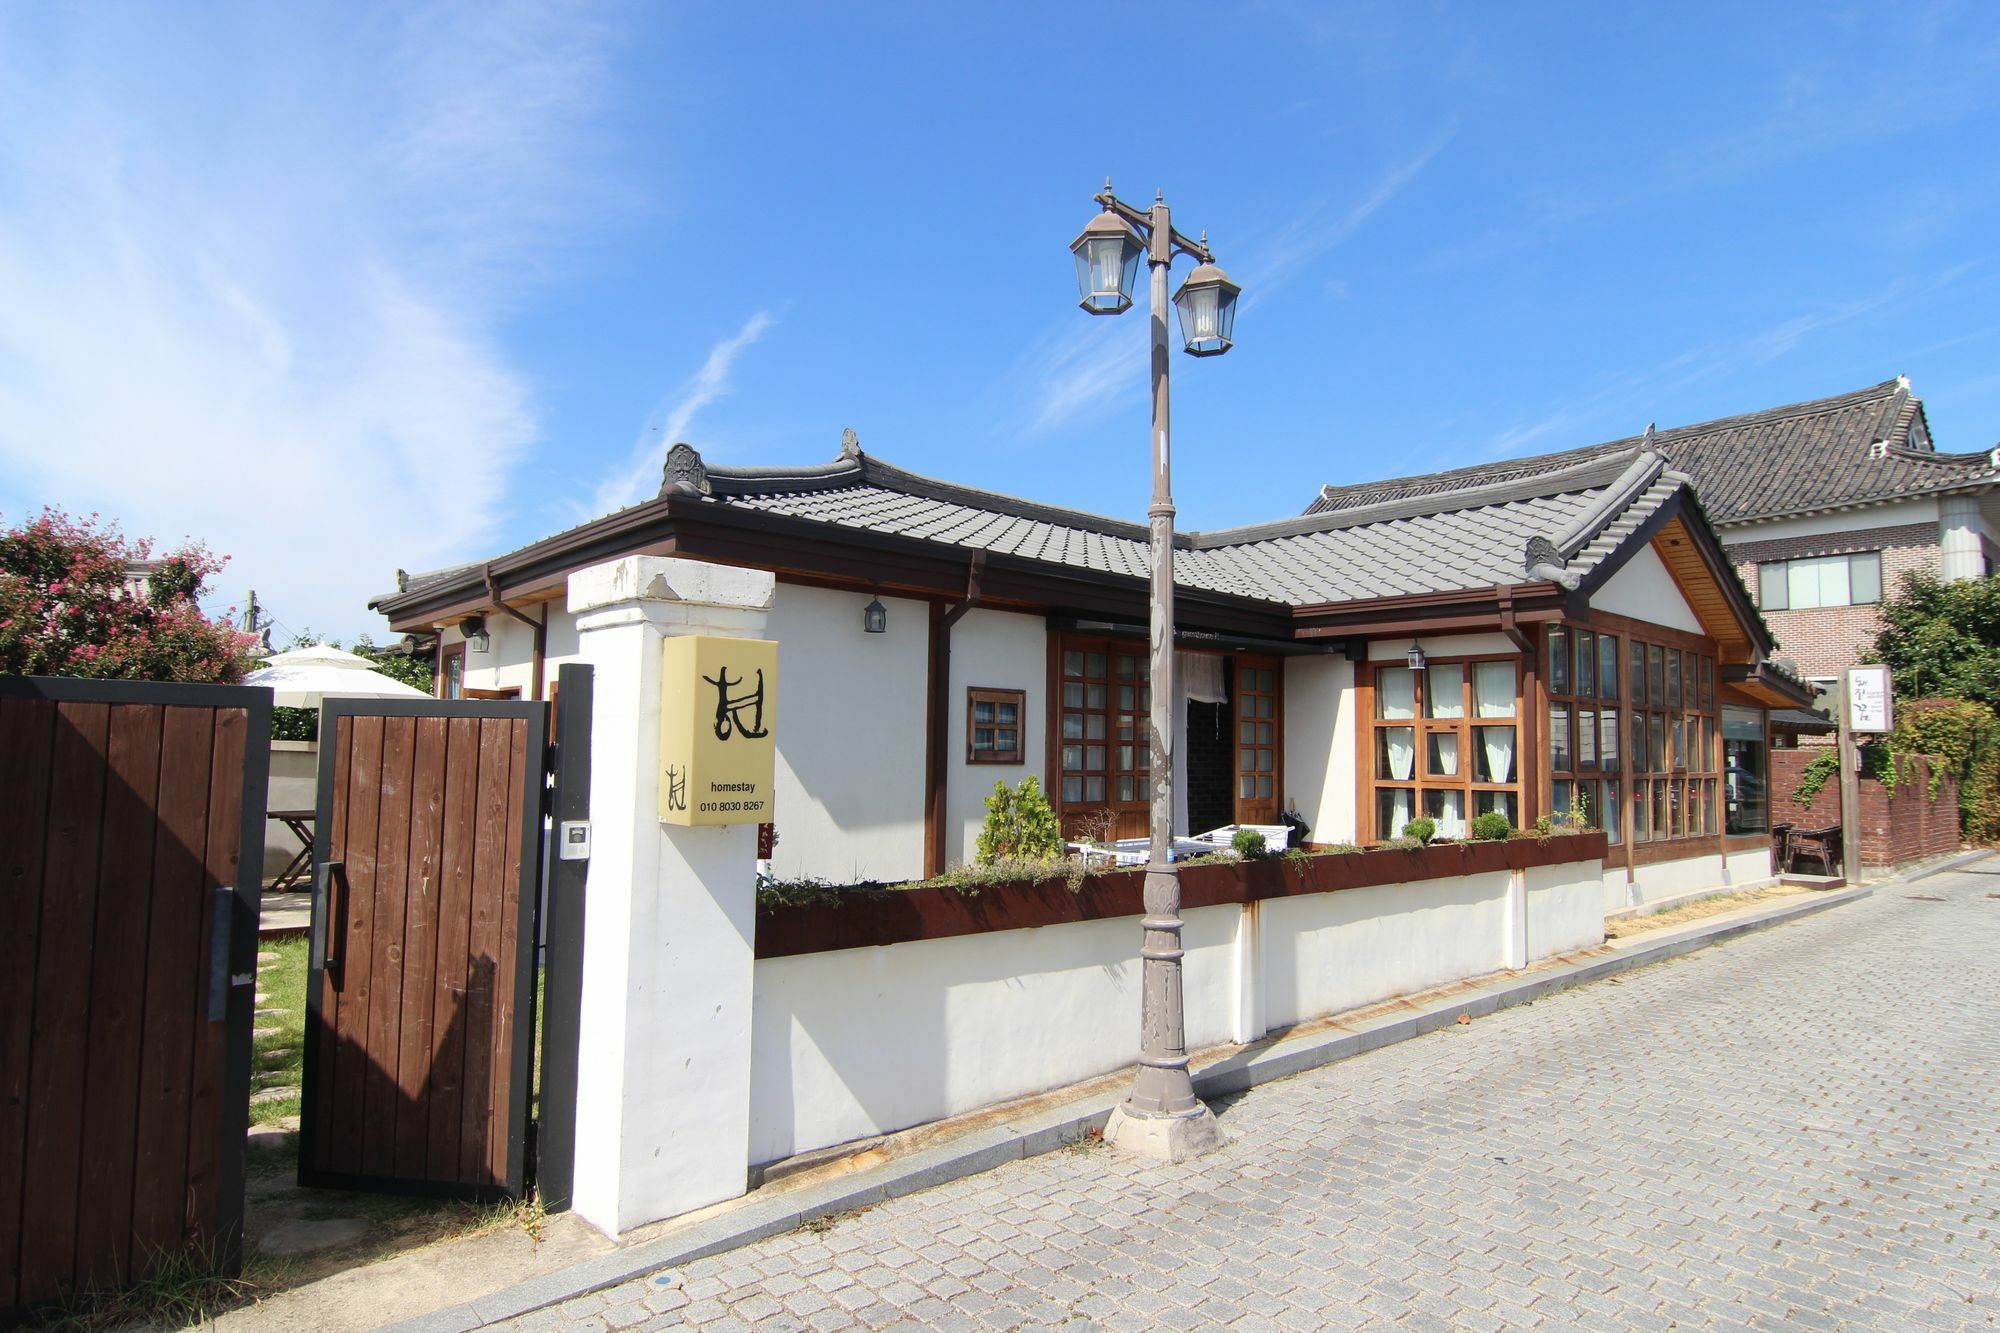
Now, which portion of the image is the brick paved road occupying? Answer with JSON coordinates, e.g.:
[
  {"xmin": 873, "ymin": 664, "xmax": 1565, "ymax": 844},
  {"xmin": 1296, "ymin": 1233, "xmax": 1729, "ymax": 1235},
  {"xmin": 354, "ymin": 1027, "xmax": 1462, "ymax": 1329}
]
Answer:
[{"xmin": 515, "ymin": 872, "xmax": 2000, "ymax": 1331}]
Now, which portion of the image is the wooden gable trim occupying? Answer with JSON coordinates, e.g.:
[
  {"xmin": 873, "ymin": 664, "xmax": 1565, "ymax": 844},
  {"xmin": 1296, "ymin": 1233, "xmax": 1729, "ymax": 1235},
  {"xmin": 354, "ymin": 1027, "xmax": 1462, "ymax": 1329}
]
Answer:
[{"xmin": 1648, "ymin": 516, "xmax": 1752, "ymax": 660}]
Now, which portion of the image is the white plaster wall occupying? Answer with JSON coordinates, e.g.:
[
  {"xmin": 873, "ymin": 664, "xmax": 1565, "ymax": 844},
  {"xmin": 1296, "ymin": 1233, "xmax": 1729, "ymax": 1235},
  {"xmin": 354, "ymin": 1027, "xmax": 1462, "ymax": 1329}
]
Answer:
[
  {"xmin": 457, "ymin": 607, "xmax": 584, "ymax": 700},
  {"xmin": 1284, "ymin": 655, "xmax": 1354, "ymax": 845},
  {"xmin": 1605, "ymin": 851, "xmax": 1729, "ymax": 912},
  {"xmin": 1367, "ymin": 633, "xmax": 1517, "ymax": 661},
  {"xmin": 1724, "ymin": 846, "xmax": 1774, "ymax": 887},
  {"xmin": 1260, "ymin": 871, "xmax": 1512, "ymax": 1028},
  {"xmin": 945, "ymin": 608, "xmax": 1048, "ymax": 866},
  {"xmin": 1719, "ymin": 498, "xmax": 1937, "ymax": 545},
  {"xmin": 1524, "ymin": 860, "xmax": 1605, "ymax": 959},
  {"xmin": 263, "ymin": 741, "xmax": 318, "ymax": 878},
  {"xmin": 1592, "ymin": 544, "xmax": 1702, "ymax": 633},
  {"xmin": 748, "ymin": 904, "xmax": 1238, "ymax": 1164},
  {"xmin": 764, "ymin": 584, "xmax": 928, "ymax": 884}
]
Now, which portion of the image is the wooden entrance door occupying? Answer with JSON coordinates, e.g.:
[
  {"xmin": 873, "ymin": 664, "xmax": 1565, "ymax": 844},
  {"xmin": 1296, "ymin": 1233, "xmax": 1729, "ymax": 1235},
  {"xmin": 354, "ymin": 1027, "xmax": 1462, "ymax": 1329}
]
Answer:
[
  {"xmin": 0, "ymin": 678, "xmax": 268, "ymax": 1316},
  {"xmin": 300, "ymin": 699, "xmax": 547, "ymax": 1200}
]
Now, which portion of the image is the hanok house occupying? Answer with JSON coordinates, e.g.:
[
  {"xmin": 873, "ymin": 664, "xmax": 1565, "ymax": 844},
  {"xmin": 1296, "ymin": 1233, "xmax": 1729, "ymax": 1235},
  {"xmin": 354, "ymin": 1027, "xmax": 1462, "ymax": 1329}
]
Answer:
[
  {"xmin": 1308, "ymin": 376, "xmax": 2000, "ymax": 698},
  {"xmin": 371, "ymin": 434, "xmax": 1812, "ymax": 913}
]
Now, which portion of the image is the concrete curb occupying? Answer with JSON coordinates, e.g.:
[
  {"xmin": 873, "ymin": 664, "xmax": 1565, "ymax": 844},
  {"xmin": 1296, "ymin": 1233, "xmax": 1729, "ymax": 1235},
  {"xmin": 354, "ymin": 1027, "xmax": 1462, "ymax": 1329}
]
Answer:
[
  {"xmin": 383, "ymin": 881, "xmax": 1879, "ymax": 1332},
  {"xmin": 1898, "ymin": 847, "xmax": 1993, "ymax": 882}
]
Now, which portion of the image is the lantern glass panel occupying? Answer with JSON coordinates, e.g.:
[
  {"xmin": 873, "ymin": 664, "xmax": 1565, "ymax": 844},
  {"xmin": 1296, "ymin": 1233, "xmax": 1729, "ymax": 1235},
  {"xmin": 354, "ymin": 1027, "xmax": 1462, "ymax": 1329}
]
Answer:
[{"xmin": 1072, "ymin": 231, "xmax": 1142, "ymax": 314}]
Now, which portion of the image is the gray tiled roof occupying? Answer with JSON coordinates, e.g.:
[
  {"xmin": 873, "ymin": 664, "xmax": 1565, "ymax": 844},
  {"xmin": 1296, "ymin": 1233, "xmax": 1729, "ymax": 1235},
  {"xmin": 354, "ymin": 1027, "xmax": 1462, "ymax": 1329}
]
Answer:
[
  {"xmin": 1307, "ymin": 378, "xmax": 1999, "ymax": 526},
  {"xmin": 711, "ymin": 448, "xmax": 1681, "ymax": 607}
]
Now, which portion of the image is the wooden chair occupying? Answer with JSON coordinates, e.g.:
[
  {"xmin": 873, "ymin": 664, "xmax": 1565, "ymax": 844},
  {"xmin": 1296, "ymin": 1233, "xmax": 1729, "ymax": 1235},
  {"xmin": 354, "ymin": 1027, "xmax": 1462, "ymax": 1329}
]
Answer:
[
  {"xmin": 1770, "ymin": 822, "xmax": 1794, "ymax": 873},
  {"xmin": 1789, "ymin": 823, "xmax": 1843, "ymax": 877}
]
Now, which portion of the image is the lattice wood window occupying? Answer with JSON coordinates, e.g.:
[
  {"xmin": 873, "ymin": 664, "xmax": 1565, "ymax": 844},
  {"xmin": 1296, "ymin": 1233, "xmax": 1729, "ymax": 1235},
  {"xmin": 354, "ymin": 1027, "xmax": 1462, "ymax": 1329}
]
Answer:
[
  {"xmin": 1056, "ymin": 641, "xmax": 1151, "ymax": 813},
  {"xmin": 1548, "ymin": 623, "xmax": 1719, "ymax": 845},
  {"xmin": 1367, "ymin": 656, "xmax": 1519, "ymax": 841},
  {"xmin": 966, "ymin": 687, "xmax": 1025, "ymax": 764}
]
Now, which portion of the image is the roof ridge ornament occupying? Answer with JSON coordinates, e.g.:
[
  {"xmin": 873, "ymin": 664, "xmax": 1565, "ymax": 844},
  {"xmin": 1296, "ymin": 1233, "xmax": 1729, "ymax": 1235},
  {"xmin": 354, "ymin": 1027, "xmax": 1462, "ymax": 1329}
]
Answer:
[
  {"xmin": 1523, "ymin": 535, "xmax": 1581, "ymax": 590},
  {"xmin": 839, "ymin": 427, "xmax": 863, "ymax": 461},
  {"xmin": 660, "ymin": 441, "xmax": 710, "ymax": 497}
]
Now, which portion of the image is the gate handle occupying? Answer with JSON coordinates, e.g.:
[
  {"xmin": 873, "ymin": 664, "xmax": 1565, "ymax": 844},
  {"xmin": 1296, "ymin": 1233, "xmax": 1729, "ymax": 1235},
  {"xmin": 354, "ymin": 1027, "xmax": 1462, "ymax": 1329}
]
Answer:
[
  {"xmin": 312, "ymin": 859, "xmax": 348, "ymax": 989},
  {"xmin": 206, "ymin": 887, "xmax": 233, "ymax": 1022}
]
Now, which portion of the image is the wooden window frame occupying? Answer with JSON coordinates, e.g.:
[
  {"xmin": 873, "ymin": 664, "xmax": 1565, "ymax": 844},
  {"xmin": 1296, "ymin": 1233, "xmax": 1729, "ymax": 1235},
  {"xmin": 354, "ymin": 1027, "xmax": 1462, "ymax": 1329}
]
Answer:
[
  {"xmin": 1360, "ymin": 653, "xmax": 1522, "ymax": 842},
  {"xmin": 1048, "ymin": 634, "xmax": 1152, "ymax": 839},
  {"xmin": 1546, "ymin": 617, "xmax": 1724, "ymax": 864},
  {"xmin": 1233, "ymin": 656, "xmax": 1283, "ymax": 826},
  {"xmin": 965, "ymin": 686, "xmax": 1026, "ymax": 765}
]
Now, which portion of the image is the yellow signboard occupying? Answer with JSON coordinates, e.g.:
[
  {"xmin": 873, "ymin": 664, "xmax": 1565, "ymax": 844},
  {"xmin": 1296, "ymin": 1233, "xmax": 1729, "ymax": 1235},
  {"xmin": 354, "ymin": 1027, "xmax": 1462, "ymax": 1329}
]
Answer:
[{"xmin": 658, "ymin": 635, "xmax": 778, "ymax": 826}]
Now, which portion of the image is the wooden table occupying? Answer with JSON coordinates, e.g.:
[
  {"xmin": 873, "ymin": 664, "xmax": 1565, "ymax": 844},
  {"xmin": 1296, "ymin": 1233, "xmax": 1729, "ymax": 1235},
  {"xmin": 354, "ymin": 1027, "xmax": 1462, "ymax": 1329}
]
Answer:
[{"xmin": 267, "ymin": 808, "xmax": 315, "ymax": 892}]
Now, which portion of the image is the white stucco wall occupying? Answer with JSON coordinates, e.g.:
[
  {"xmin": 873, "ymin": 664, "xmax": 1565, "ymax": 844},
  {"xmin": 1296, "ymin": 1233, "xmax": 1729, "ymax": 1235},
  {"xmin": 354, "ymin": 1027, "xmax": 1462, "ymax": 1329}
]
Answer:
[
  {"xmin": 1524, "ymin": 859, "xmax": 1605, "ymax": 959},
  {"xmin": 749, "ymin": 851, "xmax": 1605, "ymax": 1164},
  {"xmin": 763, "ymin": 583, "xmax": 929, "ymax": 884},
  {"xmin": 1604, "ymin": 851, "xmax": 1730, "ymax": 912},
  {"xmin": 263, "ymin": 741, "xmax": 318, "ymax": 879},
  {"xmin": 1284, "ymin": 655, "xmax": 1354, "ymax": 845},
  {"xmin": 1724, "ymin": 845, "xmax": 1774, "ymax": 887},
  {"xmin": 1592, "ymin": 545, "xmax": 1702, "ymax": 633},
  {"xmin": 1367, "ymin": 633, "xmax": 1518, "ymax": 661},
  {"xmin": 945, "ymin": 608, "xmax": 1049, "ymax": 867},
  {"xmin": 748, "ymin": 904, "xmax": 1238, "ymax": 1164},
  {"xmin": 1261, "ymin": 871, "xmax": 1512, "ymax": 1027}
]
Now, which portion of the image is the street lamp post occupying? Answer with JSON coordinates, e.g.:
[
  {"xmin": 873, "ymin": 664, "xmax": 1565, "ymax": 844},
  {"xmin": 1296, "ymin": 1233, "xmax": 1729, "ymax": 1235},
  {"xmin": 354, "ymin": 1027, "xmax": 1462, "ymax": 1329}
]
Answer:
[{"xmin": 1070, "ymin": 181, "xmax": 1239, "ymax": 1162}]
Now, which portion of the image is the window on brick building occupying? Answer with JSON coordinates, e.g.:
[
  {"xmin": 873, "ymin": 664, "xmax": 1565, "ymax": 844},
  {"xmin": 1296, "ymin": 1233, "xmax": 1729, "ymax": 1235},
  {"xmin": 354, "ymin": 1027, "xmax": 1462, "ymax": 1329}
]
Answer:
[{"xmin": 1757, "ymin": 552, "xmax": 1882, "ymax": 610}]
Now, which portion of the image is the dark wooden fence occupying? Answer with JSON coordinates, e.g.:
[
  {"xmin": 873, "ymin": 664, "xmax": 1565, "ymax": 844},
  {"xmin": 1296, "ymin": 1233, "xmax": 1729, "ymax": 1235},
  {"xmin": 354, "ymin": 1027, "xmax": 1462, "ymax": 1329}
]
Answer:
[
  {"xmin": 301, "ymin": 700, "xmax": 545, "ymax": 1200},
  {"xmin": 0, "ymin": 677, "xmax": 268, "ymax": 1315}
]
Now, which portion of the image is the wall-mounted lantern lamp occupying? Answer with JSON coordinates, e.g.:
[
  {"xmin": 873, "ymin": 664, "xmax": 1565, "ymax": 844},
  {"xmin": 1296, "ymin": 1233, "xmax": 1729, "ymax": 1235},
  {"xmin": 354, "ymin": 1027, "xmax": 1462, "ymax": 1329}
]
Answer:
[
  {"xmin": 862, "ymin": 590, "xmax": 888, "ymax": 634},
  {"xmin": 1406, "ymin": 640, "xmax": 1427, "ymax": 672},
  {"xmin": 462, "ymin": 614, "xmax": 491, "ymax": 654}
]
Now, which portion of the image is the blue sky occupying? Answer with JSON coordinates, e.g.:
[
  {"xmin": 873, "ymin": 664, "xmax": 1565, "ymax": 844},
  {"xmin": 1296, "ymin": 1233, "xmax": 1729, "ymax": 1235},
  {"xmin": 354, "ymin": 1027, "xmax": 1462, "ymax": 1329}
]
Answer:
[{"xmin": 2, "ymin": 2, "xmax": 1998, "ymax": 638}]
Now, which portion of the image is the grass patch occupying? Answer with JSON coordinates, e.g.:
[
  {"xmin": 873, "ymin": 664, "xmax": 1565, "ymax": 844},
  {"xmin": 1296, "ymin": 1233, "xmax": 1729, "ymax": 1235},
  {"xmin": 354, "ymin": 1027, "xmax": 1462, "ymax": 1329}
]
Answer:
[
  {"xmin": 30, "ymin": 1240, "xmax": 258, "ymax": 1330},
  {"xmin": 1603, "ymin": 886, "xmax": 1791, "ymax": 940},
  {"xmin": 251, "ymin": 935, "xmax": 309, "ymax": 1126}
]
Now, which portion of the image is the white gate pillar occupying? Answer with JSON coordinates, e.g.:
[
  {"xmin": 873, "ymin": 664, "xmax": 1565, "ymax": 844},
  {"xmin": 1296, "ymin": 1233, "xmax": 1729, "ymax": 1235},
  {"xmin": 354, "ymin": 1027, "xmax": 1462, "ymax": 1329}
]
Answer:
[{"xmin": 566, "ymin": 555, "xmax": 774, "ymax": 1236}]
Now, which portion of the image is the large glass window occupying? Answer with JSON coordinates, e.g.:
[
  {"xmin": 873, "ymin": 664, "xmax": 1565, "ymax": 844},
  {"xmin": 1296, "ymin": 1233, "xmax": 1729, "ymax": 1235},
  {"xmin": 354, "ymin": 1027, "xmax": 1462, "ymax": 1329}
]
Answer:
[
  {"xmin": 1370, "ymin": 657, "xmax": 1517, "ymax": 840},
  {"xmin": 1548, "ymin": 625, "xmax": 1718, "ymax": 847},
  {"xmin": 1758, "ymin": 552, "xmax": 1883, "ymax": 610},
  {"xmin": 1724, "ymin": 706, "xmax": 1768, "ymax": 834}
]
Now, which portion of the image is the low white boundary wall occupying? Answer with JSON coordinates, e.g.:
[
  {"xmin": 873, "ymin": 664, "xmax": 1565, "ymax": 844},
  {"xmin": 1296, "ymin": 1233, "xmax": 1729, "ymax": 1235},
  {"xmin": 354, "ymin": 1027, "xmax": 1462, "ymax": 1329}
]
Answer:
[{"xmin": 750, "ymin": 858, "xmax": 1603, "ymax": 1165}]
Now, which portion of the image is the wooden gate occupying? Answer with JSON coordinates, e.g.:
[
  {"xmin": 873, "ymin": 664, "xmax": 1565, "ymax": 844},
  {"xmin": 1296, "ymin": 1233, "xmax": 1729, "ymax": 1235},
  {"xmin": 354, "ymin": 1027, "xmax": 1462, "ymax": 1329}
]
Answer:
[
  {"xmin": 0, "ymin": 677, "xmax": 269, "ymax": 1315},
  {"xmin": 299, "ymin": 699, "xmax": 547, "ymax": 1200}
]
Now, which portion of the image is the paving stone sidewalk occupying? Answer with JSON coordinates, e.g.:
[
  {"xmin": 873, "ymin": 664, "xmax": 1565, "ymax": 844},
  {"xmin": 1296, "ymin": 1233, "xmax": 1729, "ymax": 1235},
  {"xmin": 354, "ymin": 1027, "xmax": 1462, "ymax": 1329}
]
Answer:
[{"xmin": 511, "ymin": 870, "xmax": 2000, "ymax": 1331}]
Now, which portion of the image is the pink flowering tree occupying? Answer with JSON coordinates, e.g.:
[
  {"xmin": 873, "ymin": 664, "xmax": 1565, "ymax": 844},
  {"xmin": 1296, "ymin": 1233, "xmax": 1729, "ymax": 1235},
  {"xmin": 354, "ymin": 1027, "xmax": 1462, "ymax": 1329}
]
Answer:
[{"xmin": 0, "ymin": 508, "xmax": 262, "ymax": 683}]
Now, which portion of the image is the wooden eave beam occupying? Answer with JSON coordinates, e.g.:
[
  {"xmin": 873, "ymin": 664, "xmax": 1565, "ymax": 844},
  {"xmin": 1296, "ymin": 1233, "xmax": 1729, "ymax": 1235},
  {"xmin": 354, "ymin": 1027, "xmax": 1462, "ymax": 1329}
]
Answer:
[{"xmin": 1290, "ymin": 582, "xmax": 1569, "ymax": 639}]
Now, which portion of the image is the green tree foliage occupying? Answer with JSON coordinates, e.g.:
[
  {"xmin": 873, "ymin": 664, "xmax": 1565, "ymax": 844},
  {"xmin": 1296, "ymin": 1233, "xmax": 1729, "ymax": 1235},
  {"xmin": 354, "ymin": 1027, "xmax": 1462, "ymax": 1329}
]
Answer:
[
  {"xmin": 1231, "ymin": 827, "xmax": 1271, "ymax": 858},
  {"xmin": 1400, "ymin": 816, "xmax": 1435, "ymax": 845},
  {"xmin": 1871, "ymin": 571, "xmax": 2000, "ymax": 705},
  {"xmin": 1470, "ymin": 811, "xmax": 1514, "ymax": 841},
  {"xmin": 1891, "ymin": 697, "xmax": 2000, "ymax": 841},
  {"xmin": 0, "ymin": 508, "xmax": 259, "ymax": 682},
  {"xmin": 975, "ymin": 775, "xmax": 1064, "ymax": 864}
]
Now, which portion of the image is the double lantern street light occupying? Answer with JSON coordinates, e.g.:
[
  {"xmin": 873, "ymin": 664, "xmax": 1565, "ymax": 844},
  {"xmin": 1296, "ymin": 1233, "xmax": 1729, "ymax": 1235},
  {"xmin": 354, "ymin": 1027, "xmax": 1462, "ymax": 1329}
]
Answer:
[{"xmin": 1069, "ymin": 182, "xmax": 1239, "ymax": 1161}]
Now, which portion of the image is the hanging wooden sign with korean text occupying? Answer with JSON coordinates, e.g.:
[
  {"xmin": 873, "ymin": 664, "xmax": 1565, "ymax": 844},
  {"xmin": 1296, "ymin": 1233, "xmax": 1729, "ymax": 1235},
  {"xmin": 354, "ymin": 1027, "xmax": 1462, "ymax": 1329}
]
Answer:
[{"xmin": 659, "ymin": 635, "xmax": 778, "ymax": 825}]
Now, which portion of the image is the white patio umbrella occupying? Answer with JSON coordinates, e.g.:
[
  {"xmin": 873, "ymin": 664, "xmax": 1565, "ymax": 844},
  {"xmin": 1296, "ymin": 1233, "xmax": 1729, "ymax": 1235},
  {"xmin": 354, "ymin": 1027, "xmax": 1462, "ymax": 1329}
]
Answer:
[{"xmin": 244, "ymin": 642, "xmax": 431, "ymax": 708}]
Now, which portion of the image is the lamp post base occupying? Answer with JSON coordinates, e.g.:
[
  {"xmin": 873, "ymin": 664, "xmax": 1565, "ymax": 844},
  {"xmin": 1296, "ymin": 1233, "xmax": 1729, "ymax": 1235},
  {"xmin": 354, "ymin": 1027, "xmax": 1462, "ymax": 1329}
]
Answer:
[{"xmin": 1103, "ymin": 1100, "xmax": 1225, "ymax": 1163}]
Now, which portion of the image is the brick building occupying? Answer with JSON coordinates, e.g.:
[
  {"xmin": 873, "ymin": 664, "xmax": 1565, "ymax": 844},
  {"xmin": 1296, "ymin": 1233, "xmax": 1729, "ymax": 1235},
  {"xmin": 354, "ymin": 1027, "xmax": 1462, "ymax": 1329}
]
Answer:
[{"xmin": 1309, "ymin": 378, "xmax": 2000, "ymax": 700}]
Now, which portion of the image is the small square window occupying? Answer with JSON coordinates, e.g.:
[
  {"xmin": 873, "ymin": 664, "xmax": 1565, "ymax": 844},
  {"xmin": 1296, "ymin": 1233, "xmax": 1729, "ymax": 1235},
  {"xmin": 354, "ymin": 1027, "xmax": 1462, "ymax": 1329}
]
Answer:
[{"xmin": 967, "ymin": 687, "xmax": 1026, "ymax": 764}]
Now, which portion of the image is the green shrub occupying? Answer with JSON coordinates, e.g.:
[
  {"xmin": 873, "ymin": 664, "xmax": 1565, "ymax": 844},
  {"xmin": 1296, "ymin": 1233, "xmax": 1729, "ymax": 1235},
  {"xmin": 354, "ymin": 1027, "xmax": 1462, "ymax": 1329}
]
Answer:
[
  {"xmin": 1231, "ymin": 827, "xmax": 1269, "ymax": 859},
  {"xmin": 1401, "ymin": 815, "xmax": 1436, "ymax": 845},
  {"xmin": 975, "ymin": 775, "xmax": 1064, "ymax": 865},
  {"xmin": 1470, "ymin": 811, "xmax": 1514, "ymax": 841}
]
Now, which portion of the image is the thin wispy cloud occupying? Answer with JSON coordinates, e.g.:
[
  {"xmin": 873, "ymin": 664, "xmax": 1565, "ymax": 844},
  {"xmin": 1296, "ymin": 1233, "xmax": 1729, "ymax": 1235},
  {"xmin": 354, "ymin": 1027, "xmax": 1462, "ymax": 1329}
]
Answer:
[
  {"xmin": 589, "ymin": 310, "xmax": 779, "ymax": 515},
  {"xmin": 0, "ymin": 1, "xmax": 614, "ymax": 638},
  {"xmin": 1243, "ymin": 128, "xmax": 1455, "ymax": 302},
  {"xmin": 1462, "ymin": 268, "xmax": 1980, "ymax": 466},
  {"xmin": 1014, "ymin": 135, "xmax": 1452, "ymax": 439}
]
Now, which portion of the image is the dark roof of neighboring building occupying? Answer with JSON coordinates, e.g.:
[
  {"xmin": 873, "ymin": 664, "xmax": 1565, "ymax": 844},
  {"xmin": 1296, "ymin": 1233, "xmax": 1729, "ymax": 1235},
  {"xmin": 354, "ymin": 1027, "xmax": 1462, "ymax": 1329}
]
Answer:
[
  {"xmin": 1307, "ymin": 378, "xmax": 1999, "ymax": 527},
  {"xmin": 371, "ymin": 440, "xmax": 1700, "ymax": 617},
  {"xmin": 1770, "ymin": 708, "xmax": 1838, "ymax": 734}
]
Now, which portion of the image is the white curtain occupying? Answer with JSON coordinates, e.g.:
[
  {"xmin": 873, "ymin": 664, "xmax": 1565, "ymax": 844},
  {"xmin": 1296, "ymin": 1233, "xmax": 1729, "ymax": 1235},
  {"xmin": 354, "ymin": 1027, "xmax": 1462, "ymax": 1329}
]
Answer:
[
  {"xmin": 1481, "ymin": 727, "xmax": 1516, "ymax": 783},
  {"xmin": 1386, "ymin": 727, "xmax": 1415, "ymax": 781},
  {"xmin": 1426, "ymin": 664, "xmax": 1465, "ymax": 719},
  {"xmin": 1431, "ymin": 732, "xmax": 1459, "ymax": 776},
  {"xmin": 1387, "ymin": 787, "xmax": 1413, "ymax": 837},
  {"xmin": 1475, "ymin": 661, "xmax": 1516, "ymax": 718},
  {"xmin": 1379, "ymin": 667, "xmax": 1416, "ymax": 719},
  {"xmin": 1433, "ymin": 790, "xmax": 1465, "ymax": 839},
  {"xmin": 1177, "ymin": 651, "xmax": 1227, "ymax": 704}
]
